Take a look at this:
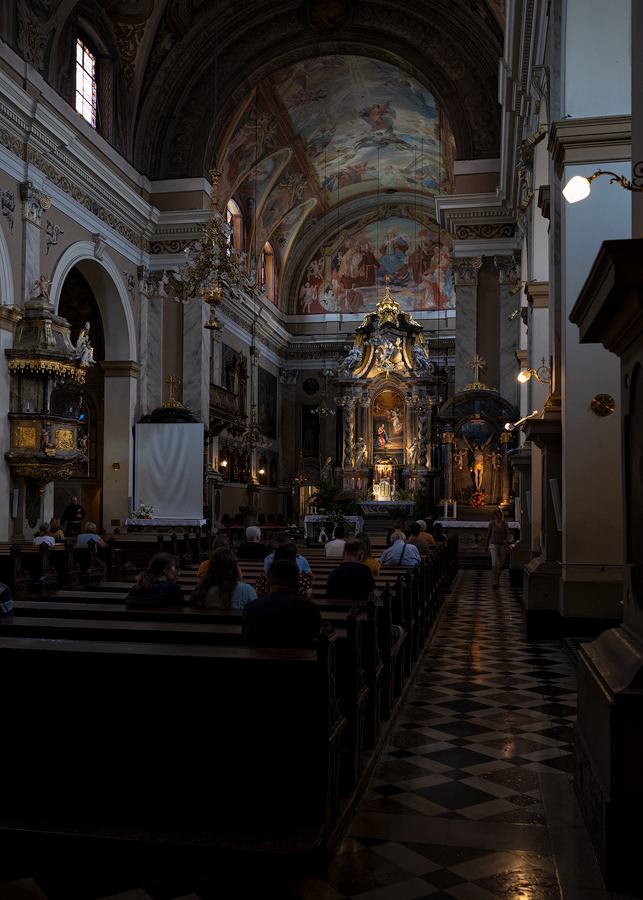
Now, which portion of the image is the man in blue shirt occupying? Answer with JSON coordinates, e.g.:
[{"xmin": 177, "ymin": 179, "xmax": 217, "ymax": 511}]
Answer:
[
  {"xmin": 379, "ymin": 533, "xmax": 421, "ymax": 567},
  {"xmin": 76, "ymin": 522, "xmax": 107, "ymax": 582},
  {"xmin": 263, "ymin": 534, "xmax": 311, "ymax": 575}
]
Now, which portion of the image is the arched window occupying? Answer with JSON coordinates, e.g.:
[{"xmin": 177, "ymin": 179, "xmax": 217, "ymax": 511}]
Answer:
[
  {"xmin": 76, "ymin": 36, "xmax": 97, "ymax": 127},
  {"xmin": 226, "ymin": 200, "xmax": 243, "ymax": 255},
  {"xmin": 260, "ymin": 242, "xmax": 275, "ymax": 302}
]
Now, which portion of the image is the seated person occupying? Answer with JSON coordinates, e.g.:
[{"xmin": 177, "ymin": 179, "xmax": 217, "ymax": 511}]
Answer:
[
  {"xmin": 325, "ymin": 524, "xmax": 347, "ymax": 557},
  {"xmin": 197, "ymin": 534, "xmax": 243, "ymax": 579},
  {"xmin": 0, "ymin": 582, "xmax": 13, "ymax": 617},
  {"xmin": 236, "ymin": 525, "xmax": 271, "ymax": 560},
  {"xmin": 415, "ymin": 519, "xmax": 435, "ymax": 545},
  {"xmin": 326, "ymin": 539, "xmax": 376, "ymax": 600},
  {"xmin": 125, "ymin": 553, "xmax": 184, "ymax": 608},
  {"xmin": 254, "ymin": 542, "xmax": 313, "ymax": 599},
  {"xmin": 48, "ymin": 517, "xmax": 64, "ymax": 541},
  {"xmin": 432, "ymin": 522, "xmax": 447, "ymax": 542},
  {"xmin": 76, "ymin": 521, "xmax": 108, "ymax": 582},
  {"xmin": 190, "ymin": 548, "xmax": 256, "ymax": 609},
  {"xmin": 263, "ymin": 533, "xmax": 311, "ymax": 576},
  {"xmin": 242, "ymin": 560, "xmax": 322, "ymax": 649},
  {"xmin": 380, "ymin": 533, "xmax": 421, "ymax": 567},
  {"xmin": 386, "ymin": 519, "xmax": 407, "ymax": 547},
  {"xmin": 356, "ymin": 531, "xmax": 380, "ymax": 575},
  {"xmin": 33, "ymin": 523, "xmax": 55, "ymax": 547},
  {"xmin": 407, "ymin": 522, "xmax": 429, "ymax": 557}
]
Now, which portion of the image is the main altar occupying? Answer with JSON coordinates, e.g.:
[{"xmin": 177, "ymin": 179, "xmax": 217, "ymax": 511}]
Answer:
[{"xmin": 330, "ymin": 276, "xmax": 440, "ymax": 509}]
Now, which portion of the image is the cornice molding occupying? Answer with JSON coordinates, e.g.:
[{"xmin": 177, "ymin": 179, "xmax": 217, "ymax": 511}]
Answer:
[
  {"xmin": 548, "ymin": 115, "xmax": 632, "ymax": 179},
  {"xmin": 99, "ymin": 360, "xmax": 142, "ymax": 378},
  {"xmin": 0, "ymin": 305, "xmax": 21, "ymax": 332},
  {"xmin": 526, "ymin": 281, "xmax": 549, "ymax": 308}
]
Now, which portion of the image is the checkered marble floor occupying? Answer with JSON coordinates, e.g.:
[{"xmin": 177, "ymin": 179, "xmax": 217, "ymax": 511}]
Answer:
[{"xmin": 289, "ymin": 570, "xmax": 609, "ymax": 900}]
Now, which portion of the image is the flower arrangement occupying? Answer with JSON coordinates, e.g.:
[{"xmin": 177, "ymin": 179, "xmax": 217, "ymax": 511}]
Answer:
[
  {"xmin": 469, "ymin": 490, "xmax": 489, "ymax": 508},
  {"xmin": 285, "ymin": 523, "xmax": 302, "ymax": 540},
  {"xmin": 131, "ymin": 504, "xmax": 155, "ymax": 519},
  {"xmin": 326, "ymin": 509, "xmax": 348, "ymax": 526}
]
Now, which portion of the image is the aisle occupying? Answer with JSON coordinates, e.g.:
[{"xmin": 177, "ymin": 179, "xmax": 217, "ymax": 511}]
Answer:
[{"xmin": 290, "ymin": 570, "xmax": 614, "ymax": 900}]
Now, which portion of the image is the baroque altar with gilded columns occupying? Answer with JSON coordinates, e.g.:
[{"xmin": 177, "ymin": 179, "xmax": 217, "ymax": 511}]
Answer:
[{"xmin": 330, "ymin": 277, "xmax": 441, "ymax": 502}]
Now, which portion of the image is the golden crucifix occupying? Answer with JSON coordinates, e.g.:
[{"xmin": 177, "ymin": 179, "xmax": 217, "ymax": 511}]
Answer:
[
  {"xmin": 165, "ymin": 374, "xmax": 181, "ymax": 403},
  {"xmin": 468, "ymin": 354, "xmax": 486, "ymax": 382}
]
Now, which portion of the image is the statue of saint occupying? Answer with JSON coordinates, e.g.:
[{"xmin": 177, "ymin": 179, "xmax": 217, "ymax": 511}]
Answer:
[
  {"xmin": 461, "ymin": 433, "xmax": 493, "ymax": 490},
  {"xmin": 339, "ymin": 343, "xmax": 363, "ymax": 375},
  {"xmin": 354, "ymin": 437, "xmax": 367, "ymax": 469},
  {"xmin": 488, "ymin": 449, "xmax": 501, "ymax": 470},
  {"xmin": 408, "ymin": 436, "xmax": 420, "ymax": 469},
  {"xmin": 78, "ymin": 433, "xmax": 88, "ymax": 455},
  {"xmin": 411, "ymin": 342, "xmax": 432, "ymax": 375},
  {"xmin": 321, "ymin": 456, "xmax": 333, "ymax": 481},
  {"xmin": 76, "ymin": 322, "xmax": 95, "ymax": 367}
]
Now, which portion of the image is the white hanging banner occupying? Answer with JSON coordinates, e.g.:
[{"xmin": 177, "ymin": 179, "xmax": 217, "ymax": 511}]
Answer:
[{"xmin": 134, "ymin": 423, "xmax": 205, "ymax": 519}]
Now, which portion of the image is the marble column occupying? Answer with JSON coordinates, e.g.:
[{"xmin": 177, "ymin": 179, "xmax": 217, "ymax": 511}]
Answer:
[
  {"xmin": 0, "ymin": 306, "xmax": 21, "ymax": 540},
  {"xmin": 280, "ymin": 373, "xmax": 297, "ymax": 483},
  {"xmin": 182, "ymin": 296, "xmax": 210, "ymax": 422},
  {"xmin": 343, "ymin": 399, "xmax": 355, "ymax": 469},
  {"xmin": 19, "ymin": 183, "xmax": 49, "ymax": 308},
  {"xmin": 452, "ymin": 257, "xmax": 482, "ymax": 392},
  {"xmin": 100, "ymin": 361, "xmax": 141, "ymax": 530},
  {"xmin": 137, "ymin": 268, "xmax": 165, "ymax": 417},
  {"xmin": 499, "ymin": 431, "xmax": 513, "ymax": 504},
  {"xmin": 495, "ymin": 253, "xmax": 521, "ymax": 409},
  {"xmin": 442, "ymin": 431, "xmax": 454, "ymax": 502}
]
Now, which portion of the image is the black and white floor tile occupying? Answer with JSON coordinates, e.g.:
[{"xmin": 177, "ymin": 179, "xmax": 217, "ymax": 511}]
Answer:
[{"xmin": 288, "ymin": 570, "xmax": 618, "ymax": 900}]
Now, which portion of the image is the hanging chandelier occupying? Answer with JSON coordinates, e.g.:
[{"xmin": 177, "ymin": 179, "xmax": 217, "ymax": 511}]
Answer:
[
  {"xmin": 312, "ymin": 392, "xmax": 336, "ymax": 418},
  {"xmin": 169, "ymin": 168, "xmax": 258, "ymax": 335}
]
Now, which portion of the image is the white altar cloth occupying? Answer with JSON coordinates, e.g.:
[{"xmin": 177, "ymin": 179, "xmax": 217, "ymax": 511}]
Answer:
[
  {"xmin": 303, "ymin": 515, "xmax": 364, "ymax": 539},
  {"xmin": 125, "ymin": 518, "xmax": 206, "ymax": 527}
]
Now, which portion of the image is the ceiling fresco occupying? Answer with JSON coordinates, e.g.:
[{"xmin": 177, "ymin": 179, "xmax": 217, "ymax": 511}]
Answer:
[
  {"xmin": 298, "ymin": 214, "xmax": 454, "ymax": 316},
  {"xmin": 217, "ymin": 54, "xmax": 455, "ymax": 286},
  {"xmin": 272, "ymin": 55, "xmax": 455, "ymax": 202}
]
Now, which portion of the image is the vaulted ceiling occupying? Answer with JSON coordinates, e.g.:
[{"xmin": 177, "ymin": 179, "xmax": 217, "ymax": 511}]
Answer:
[{"xmin": 5, "ymin": 0, "xmax": 504, "ymax": 179}]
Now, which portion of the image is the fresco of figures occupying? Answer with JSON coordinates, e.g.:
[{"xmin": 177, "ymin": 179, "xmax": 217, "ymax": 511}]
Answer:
[
  {"xmin": 273, "ymin": 55, "xmax": 455, "ymax": 201},
  {"xmin": 298, "ymin": 216, "xmax": 454, "ymax": 314}
]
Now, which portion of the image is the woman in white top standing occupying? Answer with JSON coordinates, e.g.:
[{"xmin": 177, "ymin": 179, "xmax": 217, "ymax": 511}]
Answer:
[
  {"xmin": 485, "ymin": 509, "xmax": 510, "ymax": 588},
  {"xmin": 190, "ymin": 548, "xmax": 256, "ymax": 609}
]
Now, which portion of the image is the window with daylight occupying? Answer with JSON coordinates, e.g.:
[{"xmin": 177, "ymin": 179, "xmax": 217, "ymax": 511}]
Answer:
[
  {"xmin": 76, "ymin": 38, "xmax": 97, "ymax": 127},
  {"xmin": 260, "ymin": 242, "xmax": 275, "ymax": 302},
  {"xmin": 226, "ymin": 200, "xmax": 243, "ymax": 254}
]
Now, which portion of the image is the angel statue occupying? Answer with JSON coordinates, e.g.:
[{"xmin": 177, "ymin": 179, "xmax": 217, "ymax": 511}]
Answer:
[
  {"xmin": 411, "ymin": 342, "xmax": 433, "ymax": 375},
  {"xmin": 408, "ymin": 436, "xmax": 420, "ymax": 469},
  {"xmin": 78, "ymin": 432, "xmax": 88, "ymax": 455},
  {"xmin": 321, "ymin": 456, "xmax": 333, "ymax": 481},
  {"xmin": 338, "ymin": 343, "xmax": 363, "ymax": 375},
  {"xmin": 76, "ymin": 322, "xmax": 95, "ymax": 367},
  {"xmin": 461, "ymin": 432, "xmax": 493, "ymax": 490},
  {"xmin": 354, "ymin": 436, "xmax": 368, "ymax": 469},
  {"xmin": 453, "ymin": 446, "xmax": 466, "ymax": 470},
  {"xmin": 33, "ymin": 273, "xmax": 52, "ymax": 302}
]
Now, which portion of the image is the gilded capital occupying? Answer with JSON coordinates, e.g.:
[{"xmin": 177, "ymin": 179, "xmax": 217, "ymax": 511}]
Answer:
[
  {"xmin": 442, "ymin": 432, "xmax": 455, "ymax": 444},
  {"xmin": 494, "ymin": 252, "xmax": 521, "ymax": 285},
  {"xmin": 452, "ymin": 256, "xmax": 483, "ymax": 286},
  {"xmin": 500, "ymin": 432, "xmax": 514, "ymax": 443},
  {"xmin": 19, "ymin": 182, "xmax": 51, "ymax": 227}
]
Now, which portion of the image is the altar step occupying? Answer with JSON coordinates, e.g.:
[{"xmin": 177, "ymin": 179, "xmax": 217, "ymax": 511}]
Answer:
[{"xmin": 363, "ymin": 512, "xmax": 408, "ymax": 536}]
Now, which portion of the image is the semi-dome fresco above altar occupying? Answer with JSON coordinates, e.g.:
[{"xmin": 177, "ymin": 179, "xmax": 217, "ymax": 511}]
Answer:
[{"xmin": 297, "ymin": 213, "xmax": 454, "ymax": 315}]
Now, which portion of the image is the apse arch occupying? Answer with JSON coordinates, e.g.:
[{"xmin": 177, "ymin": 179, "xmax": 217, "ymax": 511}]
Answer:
[
  {"xmin": 50, "ymin": 242, "xmax": 136, "ymax": 361},
  {"xmin": 0, "ymin": 218, "xmax": 15, "ymax": 307}
]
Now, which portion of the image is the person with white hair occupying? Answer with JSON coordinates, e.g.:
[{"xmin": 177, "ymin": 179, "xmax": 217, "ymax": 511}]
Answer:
[
  {"xmin": 236, "ymin": 524, "xmax": 271, "ymax": 560},
  {"xmin": 379, "ymin": 532, "xmax": 421, "ymax": 567},
  {"xmin": 76, "ymin": 522, "xmax": 108, "ymax": 582}
]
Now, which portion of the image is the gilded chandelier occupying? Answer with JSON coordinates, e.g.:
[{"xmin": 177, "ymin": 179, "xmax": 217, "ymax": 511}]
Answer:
[{"xmin": 170, "ymin": 168, "xmax": 254, "ymax": 334}]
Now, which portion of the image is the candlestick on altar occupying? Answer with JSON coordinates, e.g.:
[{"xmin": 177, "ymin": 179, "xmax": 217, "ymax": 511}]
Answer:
[{"xmin": 453, "ymin": 501, "xmax": 457, "ymax": 519}]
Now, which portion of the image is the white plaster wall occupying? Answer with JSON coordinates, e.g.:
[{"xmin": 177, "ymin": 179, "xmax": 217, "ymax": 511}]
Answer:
[
  {"xmin": 531, "ymin": 111, "xmax": 550, "ymax": 283},
  {"xmin": 102, "ymin": 374, "xmax": 138, "ymax": 529},
  {"xmin": 562, "ymin": 161, "xmax": 629, "ymax": 605},
  {"xmin": 564, "ymin": 0, "xmax": 631, "ymax": 118}
]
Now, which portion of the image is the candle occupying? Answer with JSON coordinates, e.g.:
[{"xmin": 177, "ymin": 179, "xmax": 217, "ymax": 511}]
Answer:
[
  {"xmin": 453, "ymin": 501, "xmax": 457, "ymax": 520},
  {"xmin": 443, "ymin": 500, "xmax": 447, "ymax": 520}
]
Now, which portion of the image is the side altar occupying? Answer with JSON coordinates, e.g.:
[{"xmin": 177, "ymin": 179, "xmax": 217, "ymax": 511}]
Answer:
[{"xmin": 330, "ymin": 276, "xmax": 440, "ymax": 505}]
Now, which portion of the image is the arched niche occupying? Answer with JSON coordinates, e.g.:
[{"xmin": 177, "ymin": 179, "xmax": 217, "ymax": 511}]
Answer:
[{"xmin": 50, "ymin": 242, "xmax": 136, "ymax": 361}]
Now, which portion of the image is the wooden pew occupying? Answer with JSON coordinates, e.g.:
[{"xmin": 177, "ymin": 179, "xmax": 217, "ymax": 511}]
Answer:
[{"xmin": 1, "ymin": 628, "xmax": 346, "ymax": 847}]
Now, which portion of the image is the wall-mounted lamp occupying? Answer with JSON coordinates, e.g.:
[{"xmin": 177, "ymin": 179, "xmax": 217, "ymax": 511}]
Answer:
[
  {"xmin": 518, "ymin": 357, "xmax": 551, "ymax": 384},
  {"xmin": 505, "ymin": 410, "xmax": 539, "ymax": 432},
  {"xmin": 563, "ymin": 165, "xmax": 643, "ymax": 203},
  {"xmin": 258, "ymin": 467, "xmax": 265, "ymax": 475},
  {"xmin": 220, "ymin": 459, "xmax": 228, "ymax": 467}
]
